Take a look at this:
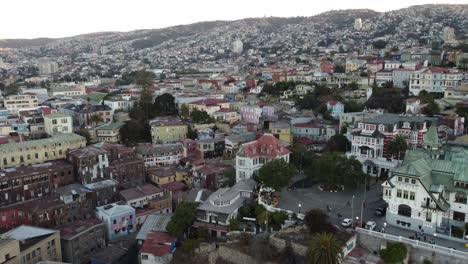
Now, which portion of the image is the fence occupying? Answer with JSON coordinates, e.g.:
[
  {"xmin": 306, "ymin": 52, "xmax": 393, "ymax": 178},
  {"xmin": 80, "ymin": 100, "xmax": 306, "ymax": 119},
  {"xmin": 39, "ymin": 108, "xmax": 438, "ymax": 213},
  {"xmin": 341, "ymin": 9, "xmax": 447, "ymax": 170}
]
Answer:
[
  {"xmin": 356, "ymin": 227, "xmax": 468, "ymax": 260},
  {"xmin": 258, "ymin": 196, "xmax": 305, "ymax": 220}
]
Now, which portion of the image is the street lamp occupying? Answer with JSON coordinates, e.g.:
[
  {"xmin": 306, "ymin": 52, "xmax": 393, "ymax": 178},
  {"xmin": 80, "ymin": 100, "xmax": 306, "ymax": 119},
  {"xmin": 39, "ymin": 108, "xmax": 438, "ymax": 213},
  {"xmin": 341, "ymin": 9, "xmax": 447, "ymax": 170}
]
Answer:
[
  {"xmin": 298, "ymin": 203, "xmax": 302, "ymax": 214},
  {"xmin": 383, "ymin": 222, "xmax": 387, "ymax": 233},
  {"xmin": 356, "ymin": 216, "xmax": 360, "ymax": 228},
  {"xmin": 433, "ymin": 233, "xmax": 437, "ymax": 245}
]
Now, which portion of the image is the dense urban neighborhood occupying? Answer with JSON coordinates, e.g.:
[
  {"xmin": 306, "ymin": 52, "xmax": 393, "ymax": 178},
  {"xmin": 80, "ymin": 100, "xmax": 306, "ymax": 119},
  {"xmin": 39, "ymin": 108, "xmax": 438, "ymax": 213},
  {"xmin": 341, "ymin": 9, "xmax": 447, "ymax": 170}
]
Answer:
[{"xmin": 1, "ymin": 3, "xmax": 468, "ymax": 264}]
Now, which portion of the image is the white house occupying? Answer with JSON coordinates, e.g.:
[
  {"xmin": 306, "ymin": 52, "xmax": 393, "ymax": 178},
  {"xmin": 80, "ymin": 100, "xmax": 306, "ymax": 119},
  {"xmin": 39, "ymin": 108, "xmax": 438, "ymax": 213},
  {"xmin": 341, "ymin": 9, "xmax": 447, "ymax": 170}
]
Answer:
[
  {"xmin": 235, "ymin": 133, "xmax": 291, "ymax": 182},
  {"xmin": 43, "ymin": 113, "xmax": 73, "ymax": 135}
]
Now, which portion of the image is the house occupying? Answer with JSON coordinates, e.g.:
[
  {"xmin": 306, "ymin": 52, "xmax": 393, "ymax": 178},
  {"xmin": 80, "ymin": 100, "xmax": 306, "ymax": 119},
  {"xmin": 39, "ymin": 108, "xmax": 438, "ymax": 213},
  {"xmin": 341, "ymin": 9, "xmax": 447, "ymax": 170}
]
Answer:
[
  {"xmin": 291, "ymin": 122, "xmax": 326, "ymax": 141},
  {"xmin": 444, "ymin": 84, "xmax": 468, "ymax": 101},
  {"xmin": 136, "ymin": 143, "xmax": 186, "ymax": 167},
  {"xmin": 346, "ymin": 114, "xmax": 435, "ymax": 177},
  {"xmin": 235, "ymin": 133, "xmax": 290, "ymax": 182},
  {"xmin": 120, "ymin": 184, "xmax": 171, "ymax": 214},
  {"xmin": 139, "ymin": 232, "xmax": 176, "ymax": 264},
  {"xmin": 195, "ymin": 179, "xmax": 256, "ymax": 237},
  {"xmin": 339, "ymin": 109, "xmax": 384, "ymax": 133},
  {"xmin": 95, "ymin": 122, "xmax": 125, "ymax": 143},
  {"xmin": 224, "ymin": 132, "xmax": 256, "ymax": 159},
  {"xmin": 382, "ymin": 131, "xmax": 468, "ymax": 235},
  {"xmin": 366, "ymin": 59, "xmax": 384, "ymax": 73},
  {"xmin": 239, "ymin": 104, "xmax": 263, "ymax": 124},
  {"xmin": 409, "ymin": 68, "xmax": 464, "ymax": 96},
  {"xmin": 43, "ymin": 113, "xmax": 72, "ymax": 135},
  {"xmin": 0, "ymin": 160, "xmax": 75, "ymax": 207},
  {"xmin": 188, "ymin": 99, "xmax": 230, "ymax": 115},
  {"xmin": 405, "ymin": 98, "xmax": 426, "ymax": 114},
  {"xmin": 59, "ymin": 219, "xmax": 106, "ymax": 264},
  {"xmin": 95, "ymin": 202, "xmax": 136, "ymax": 241},
  {"xmin": 0, "ymin": 238, "xmax": 20, "ymax": 264},
  {"xmin": 211, "ymin": 108, "xmax": 240, "ymax": 124},
  {"xmin": 326, "ymin": 101, "xmax": 345, "ymax": 119},
  {"xmin": 392, "ymin": 68, "xmax": 413, "ymax": 88},
  {"xmin": 268, "ymin": 121, "xmax": 292, "ymax": 146},
  {"xmin": 2, "ymin": 225, "xmax": 62, "ymax": 264},
  {"xmin": 67, "ymin": 146, "xmax": 110, "ymax": 184},
  {"xmin": 345, "ymin": 59, "xmax": 366, "ymax": 73},
  {"xmin": 136, "ymin": 213, "xmax": 174, "ymax": 246},
  {"xmin": 84, "ymin": 179, "xmax": 120, "ymax": 207},
  {"xmin": 193, "ymin": 161, "xmax": 234, "ymax": 190},
  {"xmin": 103, "ymin": 96, "xmax": 135, "ymax": 111},
  {"xmin": 61, "ymin": 104, "xmax": 113, "ymax": 127},
  {"xmin": 149, "ymin": 118, "xmax": 187, "ymax": 144},
  {"xmin": 196, "ymin": 137, "xmax": 225, "ymax": 159},
  {"xmin": 0, "ymin": 133, "xmax": 86, "ymax": 169}
]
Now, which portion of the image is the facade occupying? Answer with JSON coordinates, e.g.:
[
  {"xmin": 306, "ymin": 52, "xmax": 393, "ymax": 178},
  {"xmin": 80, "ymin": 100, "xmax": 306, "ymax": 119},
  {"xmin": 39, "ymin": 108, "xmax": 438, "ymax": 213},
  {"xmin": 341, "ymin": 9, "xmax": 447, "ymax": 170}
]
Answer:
[
  {"xmin": 224, "ymin": 133, "xmax": 256, "ymax": 159},
  {"xmin": 339, "ymin": 109, "xmax": 383, "ymax": 133},
  {"xmin": 326, "ymin": 101, "xmax": 345, "ymax": 119},
  {"xmin": 345, "ymin": 59, "xmax": 366, "ymax": 73},
  {"xmin": 0, "ymin": 160, "xmax": 74, "ymax": 207},
  {"xmin": 409, "ymin": 68, "xmax": 464, "ymax": 95},
  {"xmin": 239, "ymin": 104, "xmax": 263, "ymax": 124},
  {"xmin": 4, "ymin": 94, "xmax": 39, "ymax": 115},
  {"xmin": 392, "ymin": 68, "xmax": 413, "ymax": 88},
  {"xmin": 43, "ymin": 113, "xmax": 72, "ymax": 135},
  {"xmin": 235, "ymin": 133, "xmax": 291, "ymax": 182},
  {"xmin": 136, "ymin": 143, "xmax": 186, "ymax": 167},
  {"xmin": 196, "ymin": 179, "xmax": 255, "ymax": 237},
  {"xmin": 211, "ymin": 108, "xmax": 240, "ymax": 124},
  {"xmin": 0, "ymin": 238, "xmax": 20, "ymax": 264},
  {"xmin": 444, "ymin": 84, "xmax": 468, "ymax": 101},
  {"xmin": 84, "ymin": 179, "xmax": 119, "ymax": 207},
  {"xmin": 38, "ymin": 62, "xmax": 59, "ymax": 75},
  {"xmin": 0, "ymin": 133, "xmax": 86, "ymax": 169},
  {"xmin": 383, "ymin": 131, "xmax": 468, "ymax": 235},
  {"xmin": 139, "ymin": 232, "xmax": 176, "ymax": 264},
  {"xmin": 353, "ymin": 18, "xmax": 362, "ymax": 30},
  {"xmin": 59, "ymin": 219, "xmax": 106, "ymax": 264},
  {"xmin": 376, "ymin": 70, "xmax": 393, "ymax": 86},
  {"xmin": 61, "ymin": 104, "xmax": 113, "ymax": 127},
  {"xmin": 95, "ymin": 202, "xmax": 136, "ymax": 241},
  {"xmin": 120, "ymin": 184, "xmax": 166, "ymax": 209},
  {"xmin": 149, "ymin": 118, "xmax": 187, "ymax": 144},
  {"xmin": 269, "ymin": 121, "xmax": 293, "ymax": 146},
  {"xmin": 384, "ymin": 61, "xmax": 402, "ymax": 69},
  {"xmin": 346, "ymin": 113, "xmax": 435, "ymax": 177},
  {"xmin": 2, "ymin": 225, "xmax": 62, "ymax": 264},
  {"xmin": 67, "ymin": 146, "xmax": 110, "ymax": 184},
  {"xmin": 196, "ymin": 138, "xmax": 225, "ymax": 159},
  {"xmin": 188, "ymin": 99, "xmax": 230, "ymax": 115},
  {"xmin": 405, "ymin": 98, "xmax": 426, "ymax": 114},
  {"xmin": 95, "ymin": 122, "xmax": 125, "ymax": 143},
  {"xmin": 291, "ymin": 122, "xmax": 326, "ymax": 141}
]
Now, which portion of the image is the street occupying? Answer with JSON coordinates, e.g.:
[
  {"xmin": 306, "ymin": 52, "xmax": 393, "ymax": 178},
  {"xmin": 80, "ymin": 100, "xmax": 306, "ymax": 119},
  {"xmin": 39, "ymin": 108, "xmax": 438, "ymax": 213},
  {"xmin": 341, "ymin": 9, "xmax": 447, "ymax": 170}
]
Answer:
[{"xmin": 278, "ymin": 177, "xmax": 468, "ymax": 251}]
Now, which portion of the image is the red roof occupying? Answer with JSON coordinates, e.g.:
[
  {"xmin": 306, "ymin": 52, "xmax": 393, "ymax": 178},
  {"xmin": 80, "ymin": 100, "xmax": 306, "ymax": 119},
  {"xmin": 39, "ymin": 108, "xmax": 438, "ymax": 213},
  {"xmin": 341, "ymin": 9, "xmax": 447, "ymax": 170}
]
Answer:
[
  {"xmin": 160, "ymin": 181, "xmax": 187, "ymax": 193},
  {"xmin": 241, "ymin": 133, "xmax": 290, "ymax": 158},
  {"xmin": 328, "ymin": 100, "xmax": 343, "ymax": 106},
  {"xmin": 215, "ymin": 108, "xmax": 236, "ymax": 113},
  {"xmin": 140, "ymin": 231, "xmax": 175, "ymax": 256},
  {"xmin": 190, "ymin": 99, "xmax": 226, "ymax": 106},
  {"xmin": 294, "ymin": 137, "xmax": 315, "ymax": 145}
]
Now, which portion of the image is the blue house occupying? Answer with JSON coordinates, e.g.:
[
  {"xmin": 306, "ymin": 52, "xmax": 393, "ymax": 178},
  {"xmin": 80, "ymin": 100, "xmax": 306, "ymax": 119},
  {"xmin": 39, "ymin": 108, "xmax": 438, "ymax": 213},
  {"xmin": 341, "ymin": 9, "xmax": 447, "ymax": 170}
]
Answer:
[
  {"xmin": 96, "ymin": 202, "xmax": 136, "ymax": 241},
  {"xmin": 326, "ymin": 101, "xmax": 345, "ymax": 119}
]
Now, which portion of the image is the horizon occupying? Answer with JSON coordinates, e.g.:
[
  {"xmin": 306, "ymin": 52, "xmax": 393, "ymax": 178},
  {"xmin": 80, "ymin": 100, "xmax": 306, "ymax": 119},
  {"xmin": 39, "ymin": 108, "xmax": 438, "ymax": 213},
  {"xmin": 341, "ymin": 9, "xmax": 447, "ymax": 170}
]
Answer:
[{"xmin": 1, "ymin": 0, "xmax": 466, "ymax": 39}]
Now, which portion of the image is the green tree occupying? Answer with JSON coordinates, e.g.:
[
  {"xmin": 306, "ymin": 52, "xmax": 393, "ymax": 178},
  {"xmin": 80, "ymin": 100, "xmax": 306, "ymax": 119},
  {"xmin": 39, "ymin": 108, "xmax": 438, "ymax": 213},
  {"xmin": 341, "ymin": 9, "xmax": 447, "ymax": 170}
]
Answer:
[
  {"xmin": 89, "ymin": 114, "xmax": 104, "ymax": 126},
  {"xmin": 306, "ymin": 152, "xmax": 366, "ymax": 189},
  {"xmin": 190, "ymin": 109, "xmax": 213, "ymax": 124},
  {"xmin": 186, "ymin": 125, "xmax": 197, "ymax": 140},
  {"xmin": 4, "ymin": 84, "xmax": 20, "ymax": 96},
  {"xmin": 304, "ymin": 209, "xmax": 329, "ymax": 233},
  {"xmin": 153, "ymin": 93, "xmax": 177, "ymax": 116},
  {"xmin": 119, "ymin": 120, "xmax": 151, "ymax": 145},
  {"xmin": 222, "ymin": 170, "xmax": 236, "ymax": 187},
  {"xmin": 180, "ymin": 103, "xmax": 190, "ymax": 120},
  {"xmin": 180, "ymin": 239, "xmax": 200, "ymax": 256},
  {"xmin": 76, "ymin": 129, "xmax": 92, "ymax": 145},
  {"xmin": 424, "ymin": 101, "xmax": 440, "ymax": 116},
  {"xmin": 166, "ymin": 202, "xmax": 198, "ymax": 238},
  {"xmin": 380, "ymin": 242, "xmax": 407, "ymax": 264},
  {"xmin": 326, "ymin": 134, "xmax": 349, "ymax": 153},
  {"xmin": 372, "ymin": 40, "xmax": 387, "ymax": 49},
  {"xmin": 257, "ymin": 159, "xmax": 297, "ymax": 191},
  {"xmin": 229, "ymin": 218, "xmax": 240, "ymax": 231},
  {"xmin": 347, "ymin": 82, "xmax": 359, "ymax": 91},
  {"xmin": 307, "ymin": 232, "xmax": 343, "ymax": 264},
  {"xmin": 387, "ymin": 135, "xmax": 407, "ymax": 160}
]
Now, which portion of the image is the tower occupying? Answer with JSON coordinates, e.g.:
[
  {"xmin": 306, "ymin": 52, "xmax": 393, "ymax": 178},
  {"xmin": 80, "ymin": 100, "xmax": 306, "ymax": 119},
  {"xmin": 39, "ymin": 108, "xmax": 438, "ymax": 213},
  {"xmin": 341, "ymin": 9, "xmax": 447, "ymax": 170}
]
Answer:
[
  {"xmin": 232, "ymin": 39, "xmax": 243, "ymax": 54},
  {"xmin": 354, "ymin": 18, "xmax": 362, "ymax": 30}
]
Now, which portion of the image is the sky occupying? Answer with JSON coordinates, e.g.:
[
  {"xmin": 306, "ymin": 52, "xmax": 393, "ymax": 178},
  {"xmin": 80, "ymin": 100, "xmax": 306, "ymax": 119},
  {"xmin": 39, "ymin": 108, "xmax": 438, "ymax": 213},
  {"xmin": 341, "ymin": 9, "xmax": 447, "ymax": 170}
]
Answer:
[{"xmin": 1, "ymin": 0, "xmax": 467, "ymax": 39}]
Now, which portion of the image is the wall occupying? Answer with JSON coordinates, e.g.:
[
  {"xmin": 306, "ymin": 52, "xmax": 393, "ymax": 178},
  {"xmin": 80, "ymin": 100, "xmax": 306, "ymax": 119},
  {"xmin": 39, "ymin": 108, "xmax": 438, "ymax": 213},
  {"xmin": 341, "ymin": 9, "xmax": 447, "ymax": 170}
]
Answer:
[{"xmin": 217, "ymin": 245, "xmax": 275, "ymax": 264}]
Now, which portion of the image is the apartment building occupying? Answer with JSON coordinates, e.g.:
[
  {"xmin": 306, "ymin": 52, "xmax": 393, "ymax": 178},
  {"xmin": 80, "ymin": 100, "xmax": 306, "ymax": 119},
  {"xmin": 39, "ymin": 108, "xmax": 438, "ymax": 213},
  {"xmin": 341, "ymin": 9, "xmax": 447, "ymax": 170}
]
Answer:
[
  {"xmin": 149, "ymin": 118, "xmax": 187, "ymax": 144},
  {"xmin": 0, "ymin": 133, "xmax": 86, "ymax": 169},
  {"xmin": 136, "ymin": 143, "xmax": 186, "ymax": 167},
  {"xmin": 95, "ymin": 122, "xmax": 125, "ymax": 143},
  {"xmin": 95, "ymin": 202, "xmax": 136, "ymax": 241},
  {"xmin": 43, "ymin": 113, "xmax": 72, "ymax": 135},
  {"xmin": 3, "ymin": 94, "xmax": 39, "ymax": 115},
  {"xmin": 409, "ymin": 68, "xmax": 464, "ymax": 96}
]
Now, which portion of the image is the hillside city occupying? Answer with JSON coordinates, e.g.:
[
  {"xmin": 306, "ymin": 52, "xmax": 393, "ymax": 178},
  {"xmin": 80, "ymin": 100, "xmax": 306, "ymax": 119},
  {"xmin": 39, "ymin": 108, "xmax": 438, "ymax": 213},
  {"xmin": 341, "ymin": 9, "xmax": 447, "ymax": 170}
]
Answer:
[{"xmin": 1, "ymin": 3, "xmax": 468, "ymax": 264}]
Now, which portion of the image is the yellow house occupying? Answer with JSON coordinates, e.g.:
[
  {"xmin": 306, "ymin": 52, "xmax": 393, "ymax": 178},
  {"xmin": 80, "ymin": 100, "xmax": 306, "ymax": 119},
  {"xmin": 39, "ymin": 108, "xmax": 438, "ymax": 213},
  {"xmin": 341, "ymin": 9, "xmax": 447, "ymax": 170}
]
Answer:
[
  {"xmin": 0, "ymin": 133, "xmax": 86, "ymax": 169},
  {"xmin": 148, "ymin": 166, "xmax": 176, "ymax": 186},
  {"xmin": 269, "ymin": 121, "xmax": 293, "ymax": 146},
  {"xmin": 0, "ymin": 238, "xmax": 20, "ymax": 264},
  {"xmin": 176, "ymin": 169, "xmax": 192, "ymax": 185},
  {"xmin": 149, "ymin": 118, "xmax": 187, "ymax": 144}
]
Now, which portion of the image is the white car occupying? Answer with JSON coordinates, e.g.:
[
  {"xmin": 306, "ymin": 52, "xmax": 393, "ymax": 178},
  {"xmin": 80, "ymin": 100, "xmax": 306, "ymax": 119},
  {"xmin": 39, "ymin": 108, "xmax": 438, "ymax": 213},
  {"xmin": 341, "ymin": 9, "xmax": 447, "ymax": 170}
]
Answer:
[
  {"xmin": 341, "ymin": 218, "xmax": 352, "ymax": 228},
  {"xmin": 365, "ymin": 221, "xmax": 377, "ymax": 231}
]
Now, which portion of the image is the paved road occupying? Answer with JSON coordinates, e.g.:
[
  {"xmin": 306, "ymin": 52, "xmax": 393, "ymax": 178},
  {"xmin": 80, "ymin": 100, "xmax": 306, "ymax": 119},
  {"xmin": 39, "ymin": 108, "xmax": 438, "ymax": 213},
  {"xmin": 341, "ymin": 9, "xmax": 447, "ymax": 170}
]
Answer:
[{"xmin": 278, "ymin": 178, "xmax": 468, "ymax": 252}]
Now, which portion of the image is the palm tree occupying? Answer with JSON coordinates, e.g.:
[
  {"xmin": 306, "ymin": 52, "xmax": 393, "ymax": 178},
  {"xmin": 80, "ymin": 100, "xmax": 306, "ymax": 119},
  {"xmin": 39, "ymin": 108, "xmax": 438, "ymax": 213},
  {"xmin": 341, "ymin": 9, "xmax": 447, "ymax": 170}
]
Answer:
[
  {"xmin": 307, "ymin": 233, "xmax": 343, "ymax": 264},
  {"xmin": 388, "ymin": 135, "xmax": 407, "ymax": 160}
]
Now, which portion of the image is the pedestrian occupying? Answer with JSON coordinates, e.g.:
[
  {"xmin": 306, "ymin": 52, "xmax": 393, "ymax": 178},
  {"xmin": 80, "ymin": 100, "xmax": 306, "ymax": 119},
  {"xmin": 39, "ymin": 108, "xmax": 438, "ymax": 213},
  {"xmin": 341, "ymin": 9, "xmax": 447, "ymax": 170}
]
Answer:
[{"xmin": 424, "ymin": 235, "xmax": 427, "ymax": 242}]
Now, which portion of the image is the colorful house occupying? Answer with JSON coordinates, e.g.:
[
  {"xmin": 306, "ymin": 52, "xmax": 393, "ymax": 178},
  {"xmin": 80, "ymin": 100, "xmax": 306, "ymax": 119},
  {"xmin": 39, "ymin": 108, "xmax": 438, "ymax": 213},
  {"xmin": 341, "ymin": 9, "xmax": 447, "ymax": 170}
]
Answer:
[
  {"xmin": 326, "ymin": 101, "xmax": 345, "ymax": 119},
  {"xmin": 95, "ymin": 202, "xmax": 136, "ymax": 240}
]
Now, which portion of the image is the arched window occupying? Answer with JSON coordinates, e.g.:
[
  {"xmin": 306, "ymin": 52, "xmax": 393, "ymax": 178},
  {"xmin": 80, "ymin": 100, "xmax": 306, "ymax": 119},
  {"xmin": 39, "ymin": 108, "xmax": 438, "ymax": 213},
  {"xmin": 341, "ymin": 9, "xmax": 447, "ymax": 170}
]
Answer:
[{"xmin": 398, "ymin": 204, "xmax": 412, "ymax": 217}]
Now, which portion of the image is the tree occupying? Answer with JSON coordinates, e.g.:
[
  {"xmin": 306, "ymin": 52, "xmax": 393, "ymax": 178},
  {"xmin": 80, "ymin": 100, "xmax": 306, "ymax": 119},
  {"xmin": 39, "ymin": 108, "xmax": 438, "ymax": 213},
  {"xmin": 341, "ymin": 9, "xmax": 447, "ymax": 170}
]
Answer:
[
  {"xmin": 380, "ymin": 242, "xmax": 407, "ymax": 264},
  {"xmin": 229, "ymin": 218, "xmax": 240, "ymax": 231},
  {"xmin": 334, "ymin": 65, "xmax": 345, "ymax": 73},
  {"xmin": 372, "ymin": 40, "xmax": 387, "ymax": 49},
  {"xmin": 180, "ymin": 104, "xmax": 190, "ymax": 120},
  {"xmin": 76, "ymin": 129, "xmax": 92, "ymax": 145},
  {"xmin": 304, "ymin": 209, "xmax": 329, "ymax": 233},
  {"xmin": 180, "ymin": 239, "xmax": 200, "ymax": 256},
  {"xmin": 347, "ymin": 82, "xmax": 359, "ymax": 91},
  {"xmin": 89, "ymin": 114, "xmax": 104, "ymax": 126},
  {"xmin": 190, "ymin": 109, "xmax": 213, "ymax": 124},
  {"xmin": 257, "ymin": 159, "xmax": 297, "ymax": 191},
  {"xmin": 153, "ymin": 93, "xmax": 177, "ymax": 116},
  {"xmin": 387, "ymin": 135, "xmax": 407, "ymax": 160},
  {"xmin": 120, "ymin": 120, "xmax": 151, "ymax": 145},
  {"xmin": 305, "ymin": 152, "xmax": 366, "ymax": 189},
  {"xmin": 222, "ymin": 170, "xmax": 236, "ymax": 187},
  {"xmin": 326, "ymin": 134, "xmax": 349, "ymax": 153},
  {"xmin": 424, "ymin": 101, "xmax": 440, "ymax": 116},
  {"xmin": 186, "ymin": 125, "xmax": 197, "ymax": 140},
  {"xmin": 307, "ymin": 233, "xmax": 343, "ymax": 264},
  {"xmin": 166, "ymin": 202, "xmax": 198, "ymax": 238}
]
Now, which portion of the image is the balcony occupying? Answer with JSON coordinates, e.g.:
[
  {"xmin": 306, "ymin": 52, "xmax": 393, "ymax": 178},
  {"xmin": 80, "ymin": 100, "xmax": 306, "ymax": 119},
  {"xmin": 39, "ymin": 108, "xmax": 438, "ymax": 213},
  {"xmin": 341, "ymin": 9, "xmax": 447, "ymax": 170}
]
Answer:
[{"xmin": 421, "ymin": 201, "xmax": 438, "ymax": 210}]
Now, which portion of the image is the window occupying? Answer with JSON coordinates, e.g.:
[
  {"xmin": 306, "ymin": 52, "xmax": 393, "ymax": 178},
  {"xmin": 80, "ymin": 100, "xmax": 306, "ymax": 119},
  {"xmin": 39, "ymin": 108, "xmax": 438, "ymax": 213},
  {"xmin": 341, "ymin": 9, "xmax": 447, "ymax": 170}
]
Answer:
[
  {"xmin": 426, "ymin": 212, "xmax": 432, "ymax": 222},
  {"xmin": 385, "ymin": 189, "xmax": 391, "ymax": 196},
  {"xmin": 404, "ymin": 178, "xmax": 409, "ymax": 183},
  {"xmin": 411, "ymin": 179, "xmax": 416, "ymax": 184},
  {"xmin": 403, "ymin": 191, "xmax": 409, "ymax": 199},
  {"xmin": 397, "ymin": 189, "xmax": 402, "ymax": 198},
  {"xmin": 409, "ymin": 192, "xmax": 415, "ymax": 201},
  {"xmin": 113, "ymin": 219, "xmax": 117, "ymax": 224},
  {"xmin": 398, "ymin": 177, "xmax": 402, "ymax": 182}
]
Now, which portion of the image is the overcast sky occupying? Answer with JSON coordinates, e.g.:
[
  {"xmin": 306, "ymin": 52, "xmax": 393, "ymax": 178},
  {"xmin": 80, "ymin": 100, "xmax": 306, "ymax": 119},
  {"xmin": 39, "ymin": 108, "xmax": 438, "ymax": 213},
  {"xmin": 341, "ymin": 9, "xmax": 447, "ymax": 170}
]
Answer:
[{"xmin": 1, "ymin": 0, "xmax": 466, "ymax": 39}]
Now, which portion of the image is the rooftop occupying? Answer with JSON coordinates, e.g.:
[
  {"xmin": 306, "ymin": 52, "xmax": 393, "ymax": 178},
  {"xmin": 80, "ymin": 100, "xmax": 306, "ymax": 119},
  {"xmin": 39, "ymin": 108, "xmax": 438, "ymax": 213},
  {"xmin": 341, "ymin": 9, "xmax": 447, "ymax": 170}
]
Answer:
[
  {"xmin": 136, "ymin": 213, "xmax": 174, "ymax": 241},
  {"xmin": 59, "ymin": 219, "xmax": 104, "ymax": 240},
  {"xmin": 0, "ymin": 133, "xmax": 85, "ymax": 152},
  {"xmin": 96, "ymin": 202, "xmax": 135, "ymax": 216}
]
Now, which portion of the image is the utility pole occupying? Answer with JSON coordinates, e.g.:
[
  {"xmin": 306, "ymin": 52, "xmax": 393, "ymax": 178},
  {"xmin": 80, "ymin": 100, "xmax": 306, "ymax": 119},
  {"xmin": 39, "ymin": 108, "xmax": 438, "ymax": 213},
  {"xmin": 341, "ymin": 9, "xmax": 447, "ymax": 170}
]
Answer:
[
  {"xmin": 361, "ymin": 175, "xmax": 368, "ymax": 227},
  {"xmin": 351, "ymin": 195, "xmax": 355, "ymax": 227}
]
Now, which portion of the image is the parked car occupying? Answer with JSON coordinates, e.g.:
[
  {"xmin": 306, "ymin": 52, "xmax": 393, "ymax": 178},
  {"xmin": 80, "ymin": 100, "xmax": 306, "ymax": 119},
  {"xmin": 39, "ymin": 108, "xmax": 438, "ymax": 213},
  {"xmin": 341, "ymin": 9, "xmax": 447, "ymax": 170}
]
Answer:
[
  {"xmin": 365, "ymin": 221, "xmax": 377, "ymax": 231},
  {"xmin": 341, "ymin": 218, "xmax": 352, "ymax": 228},
  {"xmin": 375, "ymin": 207, "xmax": 386, "ymax": 216}
]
